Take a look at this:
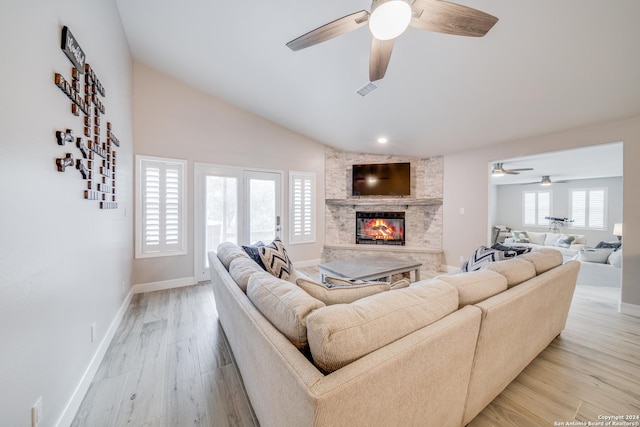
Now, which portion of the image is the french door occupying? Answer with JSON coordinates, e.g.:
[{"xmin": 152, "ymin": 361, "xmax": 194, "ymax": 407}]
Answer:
[{"xmin": 194, "ymin": 163, "xmax": 282, "ymax": 281}]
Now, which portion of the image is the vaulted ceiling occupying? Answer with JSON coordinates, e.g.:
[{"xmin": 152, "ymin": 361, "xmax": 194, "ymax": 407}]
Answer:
[{"xmin": 116, "ymin": 0, "xmax": 640, "ymax": 157}]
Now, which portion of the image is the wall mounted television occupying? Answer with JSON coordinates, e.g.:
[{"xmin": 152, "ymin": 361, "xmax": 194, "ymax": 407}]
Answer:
[{"xmin": 352, "ymin": 162, "xmax": 411, "ymax": 196}]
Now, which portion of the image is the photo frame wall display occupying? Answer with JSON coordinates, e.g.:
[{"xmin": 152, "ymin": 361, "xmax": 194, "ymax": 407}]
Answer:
[{"xmin": 54, "ymin": 25, "xmax": 119, "ymax": 209}]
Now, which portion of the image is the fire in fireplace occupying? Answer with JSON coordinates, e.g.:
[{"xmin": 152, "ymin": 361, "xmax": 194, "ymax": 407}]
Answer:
[{"xmin": 356, "ymin": 212, "xmax": 405, "ymax": 245}]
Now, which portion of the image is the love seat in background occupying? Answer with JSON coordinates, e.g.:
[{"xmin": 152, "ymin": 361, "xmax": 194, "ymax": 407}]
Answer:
[{"xmin": 208, "ymin": 243, "xmax": 579, "ymax": 427}]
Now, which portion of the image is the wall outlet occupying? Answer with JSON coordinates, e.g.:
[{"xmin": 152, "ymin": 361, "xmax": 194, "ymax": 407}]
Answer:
[
  {"xmin": 90, "ymin": 323, "xmax": 96, "ymax": 343},
  {"xmin": 459, "ymin": 207, "xmax": 465, "ymax": 215},
  {"xmin": 32, "ymin": 397, "xmax": 42, "ymax": 427}
]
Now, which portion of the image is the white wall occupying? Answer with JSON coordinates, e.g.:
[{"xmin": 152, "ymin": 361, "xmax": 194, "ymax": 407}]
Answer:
[
  {"xmin": 443, "ymin": 116, "xmax": 640, "ymax": 312},
  {"xmin": 131, "ymin": 63, "xmax": 326, "ymax": 286},
  {"xmin": 0, "ymin": 1, "xmax": 133, "ymax": 426},
  {"xmin": 494, "ymin": 176, "xmax": 623, "ymax": 245}
]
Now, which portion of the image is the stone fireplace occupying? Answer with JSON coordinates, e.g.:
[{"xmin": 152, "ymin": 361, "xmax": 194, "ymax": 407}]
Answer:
[{"xmin": 356, "ymin": 212, "xmax": 405, "ymax": 246}]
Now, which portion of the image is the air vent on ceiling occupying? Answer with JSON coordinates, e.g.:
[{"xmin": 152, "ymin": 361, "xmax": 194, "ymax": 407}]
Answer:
[{"xmin": 356, "ymin": 82, "xmax": 377, "ymax": 97}]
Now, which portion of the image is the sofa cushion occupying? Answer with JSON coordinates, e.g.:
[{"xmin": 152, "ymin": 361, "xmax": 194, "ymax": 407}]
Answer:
[
  {"xmin": 527, "ymin": 231, "xmax": 546, "ymax": 245},
  {"xmin": 554, "ymin": 234, "xmax": 575, "ymax": 248},
  {"xmin": 519, "ymin": 248, "xmax": 563, "ymax": 274},
  {"xmin": 571, "ymin": 234, "xmax": 587, "ymax": 245},
  {"xmin": 577, "ymin": 248, "xmax": 613, "ymax": 264},
  {"xmin": 607, "ymin": 249, "xmax": 622, "ymax": 267},
  {"xmin": 259, "ymin": 238, "xmax": 294, "ymax": 281},
  {"xmin": 595, "ymin": 241, "xmax": 622, "ymax": 251},
  {"xmin": 439, "ymin": 270, "xmax": 508, "ymax": 307},
  {"xmin": 229, "ymin": 256, "xmax": 264, "ymax": 292},
  {"xmin": 217, "ymin": 242, "xmax": 249, "ymax": 270},
  {"xmin": 242, "ymin": 241, "xmax": 266, "ymax": 270},
  {"xmin": 247, "ymin": 272, "xmax": 325, "ymax": 349},
  {"xmin": 306, "ymin": 280, "xmax": 458, "ymax": 373},
  {"xmin": 484, "ymin": 258, "xmax": 537, "ymax": 288},
  {"xmin": 296, "ymin": 277, "xmax": 390, "ymax": 305},
  {"xmin": 510, "ymin": 230, "xmax": 530, "ymax": 243},
  {"xmin": 544, "ymin": 232, "xmax": 561, "ymax": 246}
]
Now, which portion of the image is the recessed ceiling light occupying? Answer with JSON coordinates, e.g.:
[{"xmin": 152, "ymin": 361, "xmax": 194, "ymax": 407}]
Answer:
[{"xmin": 377, "ymin": 137, "xmax": 388, "ymax": 144}]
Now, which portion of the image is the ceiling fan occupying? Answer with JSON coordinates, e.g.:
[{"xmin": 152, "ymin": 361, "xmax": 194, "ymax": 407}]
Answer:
[
  {"xmin": 491, "ymin": 163, "xmax": 534, "ymax": 176},
  {"xmin": 286, "ymin": 0, "xmax": 499, "ymax": 82}
]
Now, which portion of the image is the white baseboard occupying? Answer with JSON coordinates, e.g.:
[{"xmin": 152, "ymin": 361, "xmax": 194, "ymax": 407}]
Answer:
[
  {"xmin": 55, "ymin": 288, "xmax": 134, "ymax": 427},
  {"xmin": 293, "ymin": 258, "xmax": 322, "ymax": 268},
  {"xmin": 619, "ymin": 302, "xmax": 640, "ymax": 318},
  {"xmin": 132, "ymin": 276, "xmax": 196, "ymax": 294}
]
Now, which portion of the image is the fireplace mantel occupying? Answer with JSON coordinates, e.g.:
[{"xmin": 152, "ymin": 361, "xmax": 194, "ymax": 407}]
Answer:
[{"xmin": 325, "ymin": 198, "xmax": 442, "ymax": 208}]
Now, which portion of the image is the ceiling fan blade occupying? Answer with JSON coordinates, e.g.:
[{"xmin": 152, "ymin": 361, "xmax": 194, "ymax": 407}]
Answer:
[
  {"xmin": 369, "ymin": 38, "xmax": 394, "ymax": 82},
  {"xmin": 504, "ymin": 171, "xmax": 520, "ymax": 175},
  {"xmin": 508, "ymin": 168, "xmax": 534, "ymax": 172},
  {"xmin": 286, "ymin": 10, "xmax": 369, "ymax": 51},
  {"xmin": 410, "ymin": 0, "xmax": 498, "ymax": 37}
]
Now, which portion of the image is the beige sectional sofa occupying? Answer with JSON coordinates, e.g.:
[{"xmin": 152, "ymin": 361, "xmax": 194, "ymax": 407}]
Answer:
[{"xmin": 208, "ymin": 244, "xmax": 580, "ymax": 427}]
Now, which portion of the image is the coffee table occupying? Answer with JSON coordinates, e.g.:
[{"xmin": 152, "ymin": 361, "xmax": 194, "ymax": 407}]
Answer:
[{"xmin": 318, "ymin": 255, "xmax": 422, "ymax": 283}]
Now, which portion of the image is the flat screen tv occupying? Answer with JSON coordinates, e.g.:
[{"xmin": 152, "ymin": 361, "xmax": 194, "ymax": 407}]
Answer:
[{"xmin": 352, "ymin": 162, "xmax": 411, "ymax": 196}]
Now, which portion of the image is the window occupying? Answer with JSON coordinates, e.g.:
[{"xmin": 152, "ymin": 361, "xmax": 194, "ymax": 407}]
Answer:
[
  {"xmin": 523, "ymin": 190, "xmax": 551, "ymax": 226},
  {"xmin": 289, "ymin": 171, "xmax": 315, "ymax": 244},
  {"xmin": 136, "ymin": 155, "xmax": 187, "ymax": 258},
  {"xmin": 570, "ymin": 188, "xmax": 606, "ymax": 229}
]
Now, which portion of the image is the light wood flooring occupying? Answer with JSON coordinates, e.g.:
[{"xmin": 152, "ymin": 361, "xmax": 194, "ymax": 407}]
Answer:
[{"xmin": 72, "ymin": 278, "xmax": 640, "ymax": 427}]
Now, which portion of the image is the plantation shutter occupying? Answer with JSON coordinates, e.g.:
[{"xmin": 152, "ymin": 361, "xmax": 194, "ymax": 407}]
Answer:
[
  {"xmin": 289, "ymin": 171, "xmax": 315, "ymax": 244},
  {"xmin": 137, "ymin": 156, "xmax": 187, "ymax": 258},
  {"xmin": 570, "ymin": 188, "xmax": 606, "ymax": 230}
]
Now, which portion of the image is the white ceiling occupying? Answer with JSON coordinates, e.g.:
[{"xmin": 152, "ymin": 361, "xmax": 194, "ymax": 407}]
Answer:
[
  {"xmin": 490, "ymin": 142, "xmax": 623, "ymax": 186},
  {"xmin": 115, "ymin": 0, "xmax": 640, "ymax": 158}
]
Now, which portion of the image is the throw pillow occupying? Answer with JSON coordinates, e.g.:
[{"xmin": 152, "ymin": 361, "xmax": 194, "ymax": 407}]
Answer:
[
  {"xmin": 555, "ymin": 234, "xmax": 575, "ymax": 248},
  {"xmin": 608, "ymin": 249, "xmax": 622, "ymax": 267},
  {"xmin": 510, "ymin": 230, "xmax": 529, "ymax": 243},
  {"xmin": 595, "ymin": 241, "xmax": 622, "ymax": 251},
  {"xmin": 463, "ymin": 246, "xmax": 515, "ymax": 272},
  {"xmin": 544, "ymin": 232, "xmax": 561, "ymax": 247},
  {"xmin": 491, "ymin": 243, "xmax": 532, "ymax": 256},
  {"xmin": 258, "ymin": 238, "xmax": 293, "ymax": 280},
  {"xmin": 296, "ymin": 277, "xmax": 390, "ymax": 305},
  {"xmin": 527, "ymin": 231, "xmax": 547, "ymax": 245},
  {"xmin": 242, "ymin": 241, "xmax": 266, "ymax": 270},
  {"xmin": 577, "ymin": 248, "xmax": 613, "ymax": 264}
]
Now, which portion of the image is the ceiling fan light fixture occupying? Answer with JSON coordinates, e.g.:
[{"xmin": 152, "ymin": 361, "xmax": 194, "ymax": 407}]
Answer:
[
  {"xmin": 540, "ymin": 176, "xmax": 552, "ymax": 186},
  {"xmin": 369, "ymin": 0, "xmax": 412, "ymax": 41},
  {"xmin": 491, "ymin": 163, "xmax": 505, "ymax": 177}
]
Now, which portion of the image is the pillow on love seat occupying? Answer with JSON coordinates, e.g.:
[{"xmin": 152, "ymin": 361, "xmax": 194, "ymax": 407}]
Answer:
[
  {"xmin": 439, "ymin": 270, "xmax": 507, "ymax": 307},
  {"xmin": 306, "ymin": 280, "xmax": 458, "ymax": 373},
  {"xmin": 247, "ymin": 272, "xmax": 325, "ymax": 349},
  {"xmin": 463, "ymin": 246, "xmax": 517, "ymax": 272},
  {"xmin": 229, "ymin": 256, "xmax": 264, "ymax": 292},
  {"xmin": 259, "ymin": 238, "xmax": 294, "ymax": 281},
  {"xmin": 217, "ymin": 242, "xmax": 249, "ymax": 269},
  {"xmin": 577, "ymin": 248, "xmax": 613, "ymax": 264}
]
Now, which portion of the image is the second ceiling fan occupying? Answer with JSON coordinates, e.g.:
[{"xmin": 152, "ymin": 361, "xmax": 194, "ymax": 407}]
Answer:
[{"xmin": 286, "ymin": 0, "xmax": 499, "ymax": 82}]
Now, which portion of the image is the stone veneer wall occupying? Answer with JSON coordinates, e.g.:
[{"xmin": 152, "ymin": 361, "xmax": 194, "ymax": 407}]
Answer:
[{"xmin": 323, "ymin": 147, "xmax": 444, "ymax": 275}]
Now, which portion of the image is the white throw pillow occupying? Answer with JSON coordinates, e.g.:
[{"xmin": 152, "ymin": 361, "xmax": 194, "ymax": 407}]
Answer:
[
  {"xmin": 577, "ymin": 248, "xmax": 613, "ymax": 264},
  {"xmin": 527, "ymin": 232, "xmax": 546, "ymax": 245},
  {"xmin": 607, "ymin": 250, "xmax": 622, "ymax": 267},
  {"xmin": 544, "ymin": 232, "xmax": 560, "ymax": 246}
]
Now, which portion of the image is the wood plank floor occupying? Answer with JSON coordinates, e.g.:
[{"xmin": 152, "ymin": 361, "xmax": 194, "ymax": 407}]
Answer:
[{"xmin": 72, "ymin": 280, "xmax": 640, "ymax": 427}]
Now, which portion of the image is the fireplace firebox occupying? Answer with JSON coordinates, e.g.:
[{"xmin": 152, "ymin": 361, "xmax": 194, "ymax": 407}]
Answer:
[{"xmin": 356, "ymin": 212, "xmax": 405, "ymax": 245}]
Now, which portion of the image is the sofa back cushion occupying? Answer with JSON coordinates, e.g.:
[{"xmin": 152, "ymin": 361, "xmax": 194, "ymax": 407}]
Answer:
[
  {"xmin": 217, "ymin": 242, "xmax": 249, "ymax": 269},
  {"xmin": 247, "ymin": 272, "xmax": 325, "ymax": 349},
  {"xmin": 484, "ymin": 258, "xmax": 537, "ymax": 288},
  {"xmin": 527, "ymin": 231, "xmax": 546, "ymax": 245},
  {"xmin": 296, "ymin": 277, "xmax": 390, "ymax": 305},
  {"xmin": 229, "ymin": 256, "xmax": 264, "ymax": 292},
  {"xmin": 439, "ymin": 270, "xmax": 508, "ymax": 307},
  {"xmin": 519, "ymin": 248, "xmax": 563, "ymax": 274},
  {"xmin": 306, "ymin": 280, "xmax": 458, "ymax": 373}
]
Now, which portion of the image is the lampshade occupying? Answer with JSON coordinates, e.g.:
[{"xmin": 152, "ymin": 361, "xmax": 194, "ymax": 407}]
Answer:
[
  {"xmin": 613, "ymin": 223, "xmax": 622, "ymax": 237},
  {"xmin": 540, "ymin": 176, "xmax": 552, "ymax": 186},
  {"xmin": 369, "ymin": 0, "xmax": 412, "ymax": 40}
]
